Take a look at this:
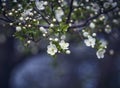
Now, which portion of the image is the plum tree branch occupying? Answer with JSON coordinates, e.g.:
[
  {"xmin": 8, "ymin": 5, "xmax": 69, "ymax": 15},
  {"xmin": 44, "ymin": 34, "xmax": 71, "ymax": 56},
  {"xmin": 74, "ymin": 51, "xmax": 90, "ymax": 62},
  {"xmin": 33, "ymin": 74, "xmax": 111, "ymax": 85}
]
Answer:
[
  {"xmin": 0, "ymin": 2, "xmax": 119, "ymax": 32},
  {"xmin": 38, "ymin": 5, "xmax": 118, "ymax": 31},
  {"xmin": 0, "ymin": 17, "xmax": 10, "ymax": 22},
  {"xmin": 66, "ymin": 0, "xmax": 74, "ymax": 23},
  {"xmin": 34, "ymin": 7, "xmax": 50, "ymax": 25},
  {"xmin": 69, "ymin": 5, "xmax": 118, "ymax": 30},
  {"xmin": 0, "ymin": 11, "xmax": 14, "ymax": 23}
]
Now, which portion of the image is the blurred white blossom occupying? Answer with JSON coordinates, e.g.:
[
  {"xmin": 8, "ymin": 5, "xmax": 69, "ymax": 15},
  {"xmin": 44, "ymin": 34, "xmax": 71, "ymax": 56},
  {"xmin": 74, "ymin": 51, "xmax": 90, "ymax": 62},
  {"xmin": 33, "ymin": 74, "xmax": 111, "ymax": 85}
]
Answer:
[
  {"xmin": 35, "ymin": 0, "xmax": 45, "ymax": 10},
  {"xmin": 39, "ymin": 27, "xmax": 47, "ymax": 33},
  {"xmin": 22, "ymin": 9, "xmax": 32, "ymax": 17},
  {"xmin": 84, "ymin": 36, "xmax": 96, "ymax": 48},
  {"xmin": 89, "ymin": 22, "xmax": 95, "ymax": 29},
  {"xmin": 73, "ymin": 1, "xmax": 78, "ymax": 6},
  {"xmin": 55, "ymin": 8, "xmax": 64, "ymax": 22},
  {"xmin": 100, "ymin": 39, "xmax": 108, "ymax": 48},
  {"xmin": 59, "ymin": 40, "xmax": 69, "ymax": 50},
  {"xmin": 96, "ymin": 48, "xmax": 106, "ymax": 59},
  {"xmin": 16, "ymin": 26, "xmax": 22, "ymax": 32},
  {"xmin": 105, "ymin": 25, "xmax": 112, "ymax": 34},
  {"xmin": 91, "ymin": 3, "xmax": 100, "ymax": 12},
  {"xmin": 66, "ymin": 50, "xmax": 71, "ymax": 54},
  {"xmin": 83, "ymin": 31, "xmax": 89, "ymax": 37},
  {"xmin": 103, "ymin": 2, "xmax": 111, "ymax": 8},
  {"xmin": 47, "ymin": 43, "xmax": 58, "ymax": 56}
]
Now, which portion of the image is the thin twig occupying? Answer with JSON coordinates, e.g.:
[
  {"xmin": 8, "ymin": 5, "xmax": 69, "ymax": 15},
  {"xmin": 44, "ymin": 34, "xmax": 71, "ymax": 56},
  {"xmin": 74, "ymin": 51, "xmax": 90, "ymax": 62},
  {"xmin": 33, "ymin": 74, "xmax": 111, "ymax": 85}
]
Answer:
[
  {"xmin": 50, "ymin": 2, "xmax": 59, "ymax": 24},
  {"xmin": 66, "ymin": 0, "xmax": 74, "ymax": 23},
  {"xmin": 2, "ymin": 11, "xmax": 14, "ymax": 22},
  {"xmin": 34, "ymin": 7, "xmax": 50, "ymax": 25},
  {"xmin": 38, "ymin": 5, "xmax": 118, "ymax": 30},
  {"xmin": 56, "ymin": 1, "xmax": 65, "ymax": 13},
  {"xmin": 0, "ymin": 17, "xmax": 11, "ymax": 22}
]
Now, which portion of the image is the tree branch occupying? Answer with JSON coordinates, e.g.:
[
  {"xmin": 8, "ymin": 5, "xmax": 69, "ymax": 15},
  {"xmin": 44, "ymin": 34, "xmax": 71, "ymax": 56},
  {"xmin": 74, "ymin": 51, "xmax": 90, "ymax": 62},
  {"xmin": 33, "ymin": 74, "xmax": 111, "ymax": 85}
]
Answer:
[
  {"xmin": 0, "ymin": 11, "xmax": 14, "ymax": 23},
  {"xmin": 66, "ymin": 0, "xmax": 74, "ymax": 23},
  {"xmin": 69, "ymin": 5, "xmax": 118, "ymax": 30},
  {"xmin": 0, "ymin": 17, "xmax": 11, "ymax": 22},
  {"xmin": 34, "ymin": 7, "xmax": 50, "ymax": 25},
  {"xmin": 3, "ymin": 11, "xmax": 14, "ymax": 22},
  {"xmin": 0, "ymin": 2, "xmax": 118, "ymax": 32},
  {"xmin": 38, "ymin": 5, "xmax": 118, "ymax": 30}
]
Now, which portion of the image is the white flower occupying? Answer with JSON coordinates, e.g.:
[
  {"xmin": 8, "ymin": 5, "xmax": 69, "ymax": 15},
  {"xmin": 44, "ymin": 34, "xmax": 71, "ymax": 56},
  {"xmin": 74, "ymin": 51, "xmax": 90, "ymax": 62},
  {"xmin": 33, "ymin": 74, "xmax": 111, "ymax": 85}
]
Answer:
[
  {"xmin": 84, "ymin": 36, "xmax": 96, "ymax": 48},
  {"xmin": 89, "ymin": 22, "xmax": 95, "ymax": 29},
  {"xmin": 54, "ymin": 38, "xmax": 59, "ymax": 42},
  {"xmin": 27, "ymin": 40, "xmax": 31, "ymax": 44},
  {"xmin": 73, "ymin": 1, "xmax": 78, "ymax": 6},
  {"xmin": 43, "ymin": 34, "xmax": 46, "ymax": 37},
  {"xmin": 35, "ymin": 0, "xmax": 45, "ymax": 10},
  {"xmin": 8, "ymin": 12, "xmax": 13, "ymax": 16},
  {"xmin": 59, "ymin": 40, "xmax": 69, "ymax": 50},
  {"xmin": 91, "ymin": 3, "xmax": 100, "ymax": 12},
  {"xmin": 61, "ymin": 35, "xmax": 66, "ymax": 40},
  {"xmin": 105, "ymin": 25, "xmax": 111, "ymax": 34},
  {"xmin": 50, "ymin": 24, "xmax": 54, "ymax": 27},
  {"xmin": 96, "ymin": 48, "xmax": 106, "ymax": 59},
  {"xmin": 66, "ymin": 50, "xmax": 71, "ymax": 54},
  {"xmin": 39, "ymin": 27, "xmax": 47, "ymax": 33},
  {"xmin": 83, "ymin": 31, "xmax": 89, "ymax": 37},
  {"xmin": 44, "ymin": 1, "xmax": 48, "ymax": 5},
  {"xmin": 103, "ymin": 2, "xmax": 111, "ymax": 8},
  {"xmin": 55, "ymin": 8, "xmax": 64, "ymax": 22},
  {"xmin": 16, "ymin": 26, "xmax": 22, "ymax": 32},
  {"xmin": 61, "ymin": 1, "xmax": 67, "ymax": 7},
  {"xmin": 92, "ymin": 33, "xmax": 96, "ymax": 37},
  {"xmin": 112, "ymin": 2, "xmax": 117, "ymax": 7},
  {"xmin": 99, "ymin": 15, "xmax": 105, "ymax": 21},
  {"xmin": 47, "ymin": 43, "xmax": 58, "ymax": 56},
  {"xmin": 22, "ymin": 9, "xmax": 32, "ymax": 17},
  {"xmin": 53, "ymin": 18, "xmax": 56, "ymax": 22},
  {"xmin": 19, "ymin": 17, "xmax": 24, "ymax": 21},
  {"xmin": 100, "ymin": 39, "xmax": 107, "ymax": 48}
]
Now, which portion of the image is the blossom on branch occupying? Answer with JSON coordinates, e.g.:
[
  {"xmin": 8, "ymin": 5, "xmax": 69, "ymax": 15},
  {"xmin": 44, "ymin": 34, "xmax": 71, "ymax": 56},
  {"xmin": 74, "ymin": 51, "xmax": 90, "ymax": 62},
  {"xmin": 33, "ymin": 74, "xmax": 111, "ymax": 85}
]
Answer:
[
  {"xmin": 96, "ymin": 48, "xmax": 106, "ymax": 59},
  {"xmin": 0, "ymin": 0, "xmax": 120, "ymax": 59},
  {"xmin": 47, "ymin": 42, "xmax": 58, "ymax": 56},
  {"xmin": 84, "ymin": 36, "xmax": 96, "ymax": 48},
  {"xmin": 59, "ymin": 40, "xmax": 69, "ymax": 50}
]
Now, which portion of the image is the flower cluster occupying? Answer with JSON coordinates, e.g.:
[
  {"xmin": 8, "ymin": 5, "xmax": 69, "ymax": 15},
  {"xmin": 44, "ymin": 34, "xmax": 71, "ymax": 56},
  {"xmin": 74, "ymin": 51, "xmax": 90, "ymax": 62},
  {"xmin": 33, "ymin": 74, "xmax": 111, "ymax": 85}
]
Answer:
[
  {"xmin": 83, "ymin": 30, "xmax": 96, "ymax": 48},
  {"xmin": 0, "ymin": 0, "xmax": 120, "ymax": 59},
  {"xmin": 47, "ymin": 39, "xmax": 70, "ymax": 56},
  {"xmin": 82, "ymin": 29, "xmax": 107, "ymax": 59},
  {"xmin": 96, "ymin": 40, "xmax": 107, "ymax": 59}
]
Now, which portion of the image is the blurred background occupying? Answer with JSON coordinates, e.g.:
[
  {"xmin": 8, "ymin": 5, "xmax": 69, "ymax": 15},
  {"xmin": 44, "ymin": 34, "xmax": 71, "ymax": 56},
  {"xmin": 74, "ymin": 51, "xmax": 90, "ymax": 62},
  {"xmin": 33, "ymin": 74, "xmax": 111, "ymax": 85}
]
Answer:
[{"xmin": 0, "ymin": 21, "xmax": 120, "ymax": 88}]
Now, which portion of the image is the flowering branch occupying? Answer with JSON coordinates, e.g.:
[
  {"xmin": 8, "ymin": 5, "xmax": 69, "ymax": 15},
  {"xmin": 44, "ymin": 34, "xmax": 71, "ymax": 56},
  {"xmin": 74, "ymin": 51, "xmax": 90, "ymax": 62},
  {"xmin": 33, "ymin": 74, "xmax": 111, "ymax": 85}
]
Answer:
[
  {"xmin": 0, "ymin": 0, "xmax": 120, "ymax": 59},
  {"xmin": 66, "ymin": 0, "xmax": 74, "ymax": 23},
  {"xmin": 70, "ymin": 5, "xmax": 118, "ymax": 30},
  {"xmin": 38, "ymin": 5, "xmax": 118, "ymax": 30},
  {"xmin": 0, "ymin": 11, "xmax": 14, "ymax": 22},
  {"xmin": 34, "ymin": 7, "xmax": 50, "ymax": 25}
]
